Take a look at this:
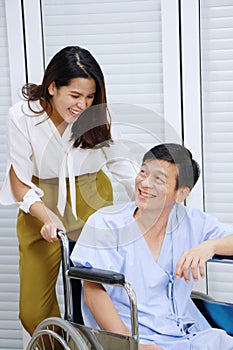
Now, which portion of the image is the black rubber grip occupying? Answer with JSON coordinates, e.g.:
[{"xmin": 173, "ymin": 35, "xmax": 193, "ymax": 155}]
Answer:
[{"xmin": 68, "ymin": 266, "xmax": 125, "ymax": 285}]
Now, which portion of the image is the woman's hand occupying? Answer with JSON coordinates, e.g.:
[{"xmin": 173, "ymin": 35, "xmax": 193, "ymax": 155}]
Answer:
[
  {"xmin": 10, "ymin": 167, "xmax": 66, "ymax": 243},
  {"xmin": 39, "ymin": 206, "xmax": 65, "ymax": 242},
  {"xmin": 29, "ymin": 201, "xmax": 65, "ymax": 242},
  {"xmin": 40, "ymin": 222, "xmax": 62, "ymax": 242}
]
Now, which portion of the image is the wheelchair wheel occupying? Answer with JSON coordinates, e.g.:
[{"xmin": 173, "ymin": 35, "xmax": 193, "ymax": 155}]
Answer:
[{"xmin": 26, "ymin": 317, "xmax": 89, "ymax": 350}]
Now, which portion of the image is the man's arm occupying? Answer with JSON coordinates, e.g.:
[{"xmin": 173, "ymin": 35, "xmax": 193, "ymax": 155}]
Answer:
[
  {"xmin": 83, "ymin": 281, "xmax": 164, "ymax": 350},
  {"xmin": 83, "ymin": 281, "xmax": 131, "ymax": 336},
  {"xmin": 176, "ymin": 234, "xmax": 233, "ymax": 282}
]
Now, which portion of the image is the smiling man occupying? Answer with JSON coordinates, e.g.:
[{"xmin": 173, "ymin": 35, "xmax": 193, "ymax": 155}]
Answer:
[{"xmin": 71, "ymin": 143, "xmax": 233, "ymax": 350}]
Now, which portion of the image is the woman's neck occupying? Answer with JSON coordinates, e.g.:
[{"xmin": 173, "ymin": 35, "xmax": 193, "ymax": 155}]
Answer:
[
  {"xmin": 50, "ymin": 114, "xmax": 68, "ymax": 136},
  {"xmin": 40, "ymin": 100, "xmax": 68, "ymax": 136}
]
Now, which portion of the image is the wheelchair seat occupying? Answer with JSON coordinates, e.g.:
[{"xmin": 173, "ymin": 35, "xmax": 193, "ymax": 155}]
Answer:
[{"xmin": 191, "ymin": 290, "xmax": 233, "ymax": 336}]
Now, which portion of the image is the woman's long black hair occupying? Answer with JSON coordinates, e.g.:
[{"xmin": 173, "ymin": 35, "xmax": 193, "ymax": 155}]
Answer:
[{"xmin": 22, "ymin": 46, "xmax": 112, "ymax": 148}]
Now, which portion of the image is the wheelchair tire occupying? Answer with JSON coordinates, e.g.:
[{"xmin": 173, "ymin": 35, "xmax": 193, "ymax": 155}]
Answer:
[{"xmin": 26, "ymin": 317, "xmax": 89, "ymax": 350}]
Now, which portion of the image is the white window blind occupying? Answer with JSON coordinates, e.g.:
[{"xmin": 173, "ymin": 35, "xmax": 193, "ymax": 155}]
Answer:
[
  {"xmin": 0, "ymin": 1, "xmax": 22, "ymax": 349},
  {"xmin": 200, "ymin": 0, "xmax": 233, "ymax": 302},
  {"xmin": 200, "ymin": 0, "xmax": 233, "ymax": 223},
  {"xmin": 207, "ymin": 260, "xmax": 233, "ymax": 302},
  {"xmin": 40, "ymin": 0, "xmax": 164, "ymax": 308},
  {"xmin": 40, "ymin": 0, "xmax": 164, "ymax": 204},
  {"xmin": 41, "ymin": 0, "xmax": 164, "ymax": 114}
]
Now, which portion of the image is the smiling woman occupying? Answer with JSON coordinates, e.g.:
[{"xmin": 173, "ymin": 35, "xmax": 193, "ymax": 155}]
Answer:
[
  {"xmin": 47, "ymin": 77, "xmax": 96, "ymax": 134},
  {"xmin": 50, "ymin": 78, "xmax": 95, "ymax": 120},
  {"xmin": 0, "ymin": 45, "xmax": 138, "ymax": 336}
]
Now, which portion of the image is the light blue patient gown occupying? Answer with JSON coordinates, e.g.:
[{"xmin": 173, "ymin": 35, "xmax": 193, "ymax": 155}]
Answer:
[{"xmin": 71, "ymin": 202, "xmax": 233, "ymax": 350}]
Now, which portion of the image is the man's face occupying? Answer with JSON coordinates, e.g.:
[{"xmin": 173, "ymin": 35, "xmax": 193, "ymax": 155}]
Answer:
[{"xmin": 135, "ymin": 159, "xmax": 180, "ymax": 214}]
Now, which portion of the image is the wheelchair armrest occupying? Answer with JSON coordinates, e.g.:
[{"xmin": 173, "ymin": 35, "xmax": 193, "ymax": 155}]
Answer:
[
  {"xmin": 68, "ymin": 266, "xmax": 125, "ymax": 286},
  {"xmin": 191, "ymin": 290, "xmax": 215, "ymax": 302},
  {"xmin": 67, "ymin": 267, "xmax": 138, "ymax": 339},
  {"xmin": 212, "ymin": 254, "xmax": 233, "ymax": 262}
]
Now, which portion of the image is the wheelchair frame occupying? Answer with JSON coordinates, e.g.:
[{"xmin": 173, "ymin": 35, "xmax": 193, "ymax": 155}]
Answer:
[{"xmin": 26, "ymin": 231, "xmax": 140, "ymax": 350}]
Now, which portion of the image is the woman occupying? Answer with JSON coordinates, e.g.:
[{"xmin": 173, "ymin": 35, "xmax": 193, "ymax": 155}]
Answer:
[{"xmin": 0, "ymin": 46, "xmax": 137, "ymax": 335}]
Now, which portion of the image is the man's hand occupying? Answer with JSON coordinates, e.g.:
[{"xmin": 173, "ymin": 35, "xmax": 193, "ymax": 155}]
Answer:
[{"xmin": 176, "ymin": 240, "xmax": 215, "ymax": 282}]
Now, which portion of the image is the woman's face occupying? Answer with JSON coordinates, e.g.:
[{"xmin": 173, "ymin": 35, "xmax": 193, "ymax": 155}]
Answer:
[{"xmin": 48, "ymin": 77, "xmax": 96, "ymax": 125}]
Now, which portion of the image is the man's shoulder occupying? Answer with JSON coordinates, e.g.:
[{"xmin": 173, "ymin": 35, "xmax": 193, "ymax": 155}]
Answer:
[
  {"xmin": 176, "ymin": 203, "xmax": 208, "ymax": 218},
  {"xmin": 174, "ymin": 204, "xmax": 211, "ymax": 228},
  {"xmin": 176, "ymin": 204, "xmax": 229, "ymax": 231},
  {"xmin": 87, "ymin": 201, "xmax": 135, "ymax": 225}
]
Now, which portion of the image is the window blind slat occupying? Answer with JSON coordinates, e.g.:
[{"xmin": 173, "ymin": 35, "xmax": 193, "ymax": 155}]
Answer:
[{"xmin": 201, "ymin": 0, "xmax": 233, "ymax": 224}]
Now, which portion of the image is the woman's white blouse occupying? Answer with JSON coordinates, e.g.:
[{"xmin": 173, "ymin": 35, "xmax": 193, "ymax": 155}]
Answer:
[{"xmin": 0, "ymin": 100, "xmax": 139, "ymax": 218}]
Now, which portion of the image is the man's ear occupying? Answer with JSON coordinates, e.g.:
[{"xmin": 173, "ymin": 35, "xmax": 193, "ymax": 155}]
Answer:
[
  {"xmin": 176, "ymin": 186, "xmax": 190, "ymax": 203},
  {"xmin": 48, "ymin": 81, "xmax": 56, "ymax": 96}
]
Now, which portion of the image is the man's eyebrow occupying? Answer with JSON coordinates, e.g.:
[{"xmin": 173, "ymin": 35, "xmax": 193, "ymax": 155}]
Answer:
[
  {"xmin": 155, "ymin": 169, "xmax": 168, "ymax": 178},
  {"xmin": 141, "ymin": 162, "xmax": 168, "ymax": 178}
]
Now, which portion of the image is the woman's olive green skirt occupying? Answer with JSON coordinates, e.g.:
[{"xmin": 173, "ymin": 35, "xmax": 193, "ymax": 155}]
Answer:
[{"xmin": 17, "ymin": 170, "xmax": 113, "ymax": 335}]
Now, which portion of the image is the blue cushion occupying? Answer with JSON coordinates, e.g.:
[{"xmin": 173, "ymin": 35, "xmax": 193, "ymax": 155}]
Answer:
[{"xmin": 203, "ymin": 300, "xmax": 233, "ymax": 335}]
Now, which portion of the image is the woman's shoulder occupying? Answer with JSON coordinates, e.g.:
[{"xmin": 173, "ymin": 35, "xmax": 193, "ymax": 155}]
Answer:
[
  {"xmin": 9, "ymin": 100, "xmax": 44, "ymax": 121},
  {"xmin": 8, "ymin": 100, "xmax": 25, "ymax": 118}
]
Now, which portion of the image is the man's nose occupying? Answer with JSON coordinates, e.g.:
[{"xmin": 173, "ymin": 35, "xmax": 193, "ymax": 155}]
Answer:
[{"xmin": 141, "ymin": 176, "xmax": 152, "ymax": 187}]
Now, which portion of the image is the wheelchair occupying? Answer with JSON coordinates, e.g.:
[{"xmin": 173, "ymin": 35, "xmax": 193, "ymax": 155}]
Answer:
[
  {"xmin": 26, "ymin": 231, "xmax": 233, "ymax": 350},
  {"xmin": 26, "ymin": 231, "xmax": 139, "ymax": 350}
]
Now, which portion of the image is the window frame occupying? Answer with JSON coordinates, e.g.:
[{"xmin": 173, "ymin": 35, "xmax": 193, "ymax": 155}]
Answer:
[{"xmin": 3, "ymin": 1, "xmax": 210, "ymax": 348}]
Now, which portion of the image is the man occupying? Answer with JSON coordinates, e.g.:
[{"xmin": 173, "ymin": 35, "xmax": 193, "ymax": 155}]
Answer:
[{"xmin": 71, "ymin": 143, "xmax": 233, "ymax": 350}]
